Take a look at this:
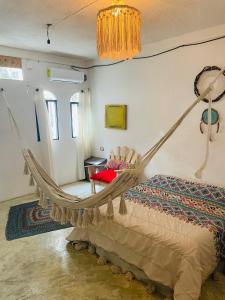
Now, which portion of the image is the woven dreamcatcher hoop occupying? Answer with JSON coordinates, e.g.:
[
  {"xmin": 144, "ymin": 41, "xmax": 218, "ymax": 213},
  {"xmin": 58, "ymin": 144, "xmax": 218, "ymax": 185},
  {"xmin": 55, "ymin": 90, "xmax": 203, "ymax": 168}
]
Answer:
[{"xmin": 194, "ymin": 66, "xmax": 225, "ymax": 103}]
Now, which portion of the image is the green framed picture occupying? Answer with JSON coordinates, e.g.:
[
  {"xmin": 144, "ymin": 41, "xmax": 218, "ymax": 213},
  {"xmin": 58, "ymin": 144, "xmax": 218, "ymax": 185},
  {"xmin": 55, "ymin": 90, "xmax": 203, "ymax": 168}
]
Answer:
[{"xmin": 105, "ymin": 105, "xmax": 127, "ymax": 130}]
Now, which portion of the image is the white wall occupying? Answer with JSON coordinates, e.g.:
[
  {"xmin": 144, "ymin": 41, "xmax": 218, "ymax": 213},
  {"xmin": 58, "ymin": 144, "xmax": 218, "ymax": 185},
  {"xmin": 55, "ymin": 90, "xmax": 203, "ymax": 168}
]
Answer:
[
  {"xmin": 89, "ymin": 24, "xmax": 225, "ymax": 187},
  {"xmin": 0, "ymin": 46, "xmax": 88, "ymax": 201},
  {"xmin": 1, "ymin": 23, "xmax": 225, "ymax": 201}
]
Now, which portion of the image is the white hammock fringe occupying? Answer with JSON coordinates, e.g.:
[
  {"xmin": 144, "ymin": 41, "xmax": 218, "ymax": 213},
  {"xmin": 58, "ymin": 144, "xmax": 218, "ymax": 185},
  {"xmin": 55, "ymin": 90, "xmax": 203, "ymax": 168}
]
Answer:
[
  {"xmin": 82, "ymin": 210, "xmax": 90, "ymax": 228},
  {"xmin": 106, "ymin": 195, "xmax": 114, "ymax": 219},
  {"xmin": 66, "ymin": 208, "xmax": 72, "ymax": 223},
  {"xmin": 39, "ymin": 191, "xmax": 44, "ymax": 207},
  {"xmin": 24, "ymin": 162, "xmax": 29, "ymax": 175},
  {"xmin": 70, "ymin": 209, "xmax": 78, "ymax": 226},
  {"xmin": 42, "ymin": 193, "xmax": 48, "ymax": 209},
  {"xmin": 36, "ymin": 186, "xmax": 41, "ymax": 197},
  {"xmin": 119, "ymin": 195, "xmax": 127, "ymax": 215},
  {"xmin": 88, "ymin": 208, "xmax": 94, "ymax": 224},
  {"xmin": 29, "ymin": 174, "xmax": 35, "ymax": 186},
  {"xmin": 93, "ymin": 207, "xmax": 100, "ymax": 225},
  {"xmin": 60, "ymin": 207, "xmax": 67, "ymax": 225},
  {"xmin": 77, "ymin": 210, "xmax": 83, "ymax": 228},
  {"xmin": 55, "ymin": 205, "xmax": 62, "ymax": 222},
  {"xmin": 50, "ymin": 203, "xmax": 57, "ymax": 219}
]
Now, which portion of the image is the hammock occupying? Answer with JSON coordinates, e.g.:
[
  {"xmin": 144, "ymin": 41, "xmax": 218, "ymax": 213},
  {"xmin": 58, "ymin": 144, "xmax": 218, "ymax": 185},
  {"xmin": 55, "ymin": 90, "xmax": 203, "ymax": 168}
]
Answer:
[{"xmin": 1, "ymin": 69, "xmax": 224, "ymax": 227}]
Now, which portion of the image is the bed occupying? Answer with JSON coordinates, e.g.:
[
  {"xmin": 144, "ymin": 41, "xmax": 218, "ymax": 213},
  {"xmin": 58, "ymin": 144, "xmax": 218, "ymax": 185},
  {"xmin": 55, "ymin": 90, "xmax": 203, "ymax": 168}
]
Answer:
[{"xmin": 67, "ymin": 175, "xmax": 225, "ymax": 300}]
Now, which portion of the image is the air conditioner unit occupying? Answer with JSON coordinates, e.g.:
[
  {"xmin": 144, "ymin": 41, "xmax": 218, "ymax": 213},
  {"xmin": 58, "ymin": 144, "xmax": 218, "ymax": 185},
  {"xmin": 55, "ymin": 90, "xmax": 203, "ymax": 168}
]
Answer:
[{"xmin": 47, "ymin": 68, "xmax": 86, "ymax": 84}]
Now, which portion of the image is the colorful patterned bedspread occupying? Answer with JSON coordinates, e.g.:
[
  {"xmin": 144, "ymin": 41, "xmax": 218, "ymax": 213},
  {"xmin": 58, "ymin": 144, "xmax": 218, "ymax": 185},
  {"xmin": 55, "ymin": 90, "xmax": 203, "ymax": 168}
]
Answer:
[{"xmin": 124, "ymin": 175, "xmax": 225, "ymax": 260}]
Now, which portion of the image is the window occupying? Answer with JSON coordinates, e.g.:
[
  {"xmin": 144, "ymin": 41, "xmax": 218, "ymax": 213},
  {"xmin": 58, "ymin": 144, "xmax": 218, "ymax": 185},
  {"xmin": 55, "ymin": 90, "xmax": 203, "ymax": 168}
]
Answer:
[
  {"xmin": 44, "ymin": 90, "xmax": 56, "ymax": 101},
  {"xmin": 44, "ymin": 91, "xmax": 59, "ymax": 140},
  {"xmin": 0, "ymin": 67, "xmax": 23, "ymax": 81},
  {"xmin": 70, "ymin": 93, "xmax": 79, "ymax": 138},
  {"xmin": 0, "ymin": 56, "xmax": 23, "ymax": 81},
  {"xmin": 70, "ymin": 102, "xmax": 79, "ymax": 138},
  {"xmin": 46, "ymin": 100, "xmax": 59, "ymax": 140}
]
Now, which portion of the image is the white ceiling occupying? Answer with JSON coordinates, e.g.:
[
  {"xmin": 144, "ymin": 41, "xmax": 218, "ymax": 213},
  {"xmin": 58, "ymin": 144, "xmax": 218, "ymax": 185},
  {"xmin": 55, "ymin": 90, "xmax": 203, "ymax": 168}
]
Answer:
[{"xmin": 0, "ymin": 0, "xmax": 225, "ymax": 60}]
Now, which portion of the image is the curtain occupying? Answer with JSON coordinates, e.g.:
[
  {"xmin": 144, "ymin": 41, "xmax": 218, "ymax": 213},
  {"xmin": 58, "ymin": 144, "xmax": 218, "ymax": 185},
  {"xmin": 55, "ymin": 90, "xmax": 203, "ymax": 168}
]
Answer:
[
  {"xmin": 34, "ymin": 89, "xmax": 56, "ymax": 182},
  {"xmin": 76, "ymin": 89, "xmax": 93, "ymax": 180}
]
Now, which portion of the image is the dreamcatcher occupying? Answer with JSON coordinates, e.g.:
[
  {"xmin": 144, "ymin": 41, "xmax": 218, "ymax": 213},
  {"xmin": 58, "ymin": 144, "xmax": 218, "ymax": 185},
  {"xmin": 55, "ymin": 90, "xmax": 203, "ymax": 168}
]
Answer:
[
  {"xmin": 194, "ymin": 66, "xmax": 225, "ymax": 178},
  {"xmin": 194, "ymin": 65, "xmax": 225, "ymax": 141},
  {"xmin": 194, "ymin": 65, "xmax": 225, "ymax": 103}
]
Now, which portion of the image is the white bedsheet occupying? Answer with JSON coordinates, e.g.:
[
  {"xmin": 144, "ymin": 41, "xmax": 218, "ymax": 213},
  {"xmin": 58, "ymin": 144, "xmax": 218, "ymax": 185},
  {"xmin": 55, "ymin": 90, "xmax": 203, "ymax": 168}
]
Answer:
[{"xmin": 67, "ymin": 197, "xmax": 218, "ymax": 300}]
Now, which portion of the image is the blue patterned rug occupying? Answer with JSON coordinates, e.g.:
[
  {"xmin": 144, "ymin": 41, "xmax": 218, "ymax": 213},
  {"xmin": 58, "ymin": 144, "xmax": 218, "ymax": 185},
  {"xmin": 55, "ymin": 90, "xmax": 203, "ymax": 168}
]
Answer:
[{"xmin": 5, "ymin": 201, "xmax": 72, "ymax": 240}]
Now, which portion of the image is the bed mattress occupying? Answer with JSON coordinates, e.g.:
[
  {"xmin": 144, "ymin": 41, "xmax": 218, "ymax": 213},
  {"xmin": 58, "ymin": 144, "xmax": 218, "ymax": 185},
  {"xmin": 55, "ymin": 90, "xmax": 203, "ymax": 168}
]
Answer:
[{"xmin": 67, "ymin": 175, "xmax": 225, "ymax": 300}]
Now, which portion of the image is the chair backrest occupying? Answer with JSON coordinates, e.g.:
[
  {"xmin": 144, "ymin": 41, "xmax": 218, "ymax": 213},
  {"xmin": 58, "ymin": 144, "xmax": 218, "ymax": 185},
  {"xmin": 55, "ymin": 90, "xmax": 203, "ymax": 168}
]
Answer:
[{"xmin": 109, "ymin": 146, "xmax": 140, "ymax": 168}]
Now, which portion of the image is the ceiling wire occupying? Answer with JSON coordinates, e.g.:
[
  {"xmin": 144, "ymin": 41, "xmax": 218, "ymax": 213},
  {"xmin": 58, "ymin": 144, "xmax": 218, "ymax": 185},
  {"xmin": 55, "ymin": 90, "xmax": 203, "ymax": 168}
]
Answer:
[
  {"xmin": 41, "ymin": 1, "xmax": 225, "ymax": 70},
  {"xmin": 21, "ymin": 34, "xmax": 225, "ymax": 71},
  {"xmin": 71, "ymin": 34, "xmax": 225, "ymax": 70},
  {"xmin": 52, "ymin": 0, "xmax": 100, "ymax": 27},
  {"xmin": 45, "ymin": 0, "xmax": 99, "ymax": 51}
]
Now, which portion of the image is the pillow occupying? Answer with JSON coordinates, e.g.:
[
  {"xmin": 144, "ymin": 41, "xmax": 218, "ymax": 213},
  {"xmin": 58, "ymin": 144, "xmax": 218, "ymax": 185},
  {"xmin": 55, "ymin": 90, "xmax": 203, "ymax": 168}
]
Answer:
[
  {"xmin": 90, "ymin": 169, "xmax": 117, "ymax": 183},
  {"xmin": 118, "ymin": 160, "xmax": 130, "ymax": 170},
  {"xmin": 120, "ymin": 161, "xmax": 136, "ymax": 170},
  {"xmin": 106, "ymin": 159, "xmax": 120, "ymax": 170}
]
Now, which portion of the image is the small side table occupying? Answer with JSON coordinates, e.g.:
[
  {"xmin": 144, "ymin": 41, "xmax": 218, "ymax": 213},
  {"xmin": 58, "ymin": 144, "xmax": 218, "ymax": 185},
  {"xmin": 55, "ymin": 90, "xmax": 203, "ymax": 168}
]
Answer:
[{"xmin": 84, "ymin": 156, "xmax": 107, "ymax": 181}]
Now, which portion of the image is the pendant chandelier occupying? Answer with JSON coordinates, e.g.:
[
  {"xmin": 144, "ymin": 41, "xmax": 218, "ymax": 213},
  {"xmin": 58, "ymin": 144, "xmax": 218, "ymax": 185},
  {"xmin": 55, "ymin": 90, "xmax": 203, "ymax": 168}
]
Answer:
[{"xmin": 97, "ymin": 0, "xmax": 141, "ymax": 60}]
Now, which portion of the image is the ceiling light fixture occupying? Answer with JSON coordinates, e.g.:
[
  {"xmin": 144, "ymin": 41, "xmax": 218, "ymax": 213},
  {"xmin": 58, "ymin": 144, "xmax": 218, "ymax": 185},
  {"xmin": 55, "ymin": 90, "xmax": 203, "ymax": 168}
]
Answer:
[{"xmin": 97, "ymin": 0, "xmax": 141, "ymax": 60}]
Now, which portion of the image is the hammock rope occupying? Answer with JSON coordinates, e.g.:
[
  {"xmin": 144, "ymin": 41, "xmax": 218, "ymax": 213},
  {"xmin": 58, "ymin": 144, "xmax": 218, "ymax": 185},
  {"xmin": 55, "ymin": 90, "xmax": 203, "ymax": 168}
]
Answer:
[
  {"xmin": 139, "ymin": 85, "xmax": 213, "ymax": 170},
  {"xmin": 194, "ymin": 89, "xmax": 213, "ymax": 179},
  {"xmin": 0, "ymin": 68, "xmax": 224, "ymax": 227}
]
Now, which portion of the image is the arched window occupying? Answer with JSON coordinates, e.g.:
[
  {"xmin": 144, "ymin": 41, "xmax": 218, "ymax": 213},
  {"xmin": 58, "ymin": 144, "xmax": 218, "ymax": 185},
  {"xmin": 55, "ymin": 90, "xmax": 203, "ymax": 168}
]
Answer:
[
  {"xmin": 44, "ymin": 90, "xmax": 59, "ymax": 140},
  {"xmin": 43, "ymin": 90, "xmax": 57, "ymax": 101},
  {"xmin": 70, "ymin": 92, "xmax": 79, "ymax": 138},
  {"xmin": 70, "ymin": 92, "xmax": 79, "ymax": 103}
]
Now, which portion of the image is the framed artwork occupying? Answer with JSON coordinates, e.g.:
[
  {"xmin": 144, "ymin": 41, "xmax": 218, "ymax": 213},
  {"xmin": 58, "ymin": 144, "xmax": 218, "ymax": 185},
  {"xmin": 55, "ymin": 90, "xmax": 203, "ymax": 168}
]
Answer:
[{"xmin": 105, "ymin": 105, "xmax": 127, "ymax": 130}]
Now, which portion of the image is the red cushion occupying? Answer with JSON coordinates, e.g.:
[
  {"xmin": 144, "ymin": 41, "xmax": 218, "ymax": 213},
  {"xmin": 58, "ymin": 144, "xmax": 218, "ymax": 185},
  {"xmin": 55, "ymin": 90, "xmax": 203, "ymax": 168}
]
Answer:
[{"xmin": 90, "ymin": 169, "xmax": 117, "ymax": 183}]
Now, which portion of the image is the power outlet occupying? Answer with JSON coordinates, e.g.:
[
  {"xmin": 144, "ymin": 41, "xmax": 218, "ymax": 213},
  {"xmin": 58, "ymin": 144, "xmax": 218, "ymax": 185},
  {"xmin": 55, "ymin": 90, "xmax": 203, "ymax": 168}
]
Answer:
[{"xmin": 100, "ymin": 146, "xmax": 104, "ymax": 151}]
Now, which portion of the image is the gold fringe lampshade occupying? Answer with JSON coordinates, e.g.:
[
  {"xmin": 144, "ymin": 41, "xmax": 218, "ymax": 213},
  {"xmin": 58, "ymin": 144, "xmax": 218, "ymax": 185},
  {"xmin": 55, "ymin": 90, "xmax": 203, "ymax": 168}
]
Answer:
[{"xmin": 97, "ymin": 0, "xmax": 141, "ymax": 60}]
